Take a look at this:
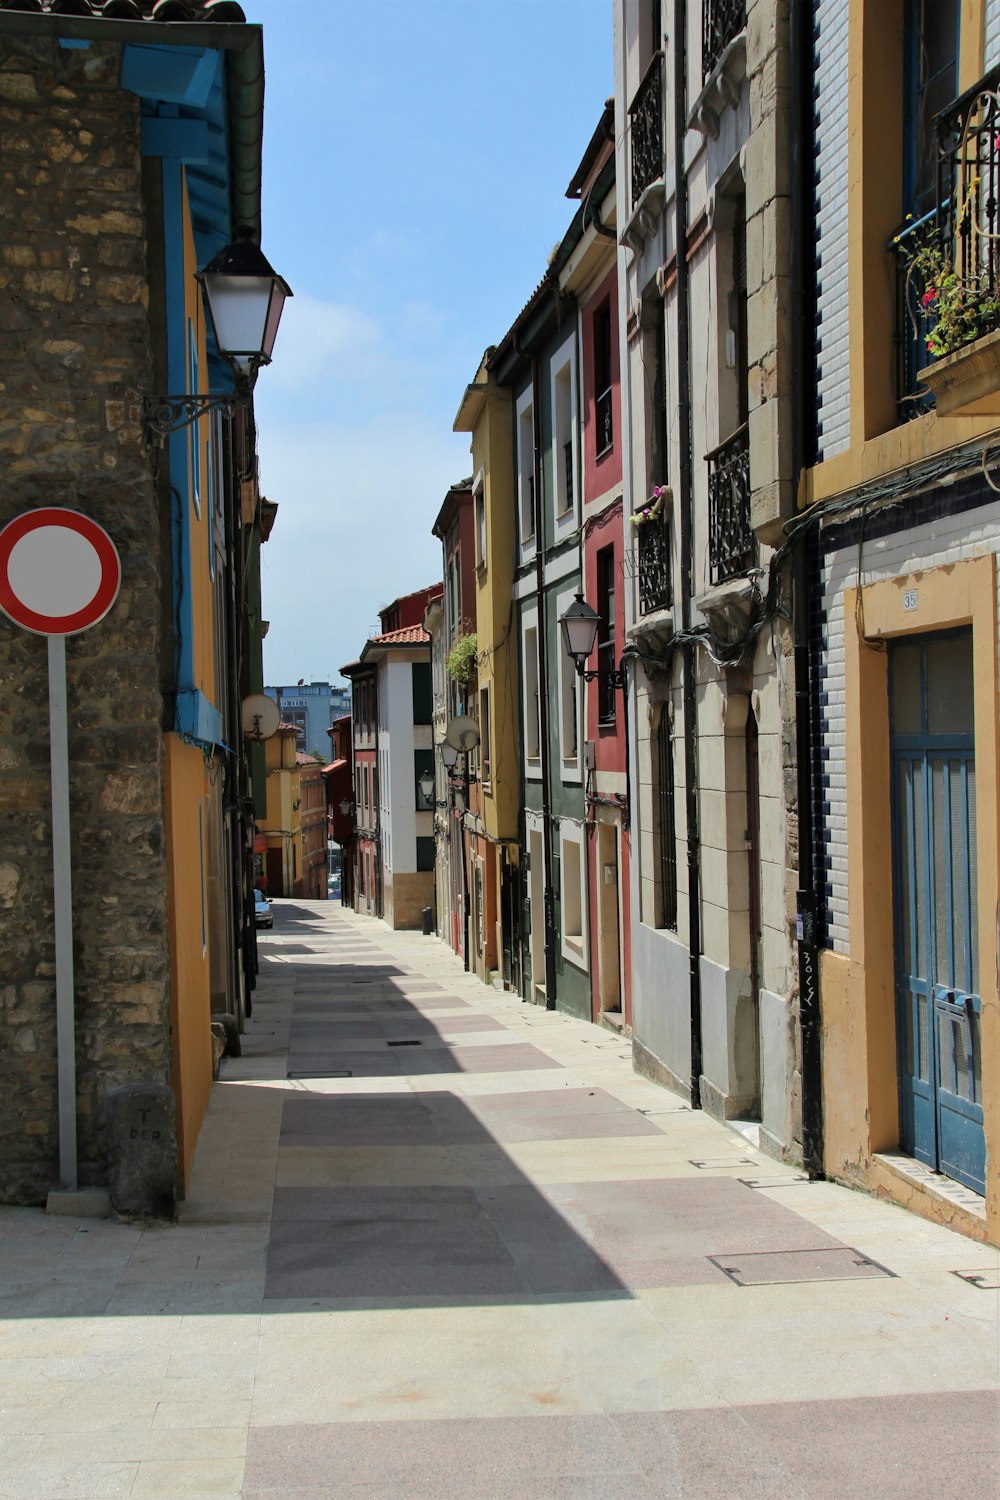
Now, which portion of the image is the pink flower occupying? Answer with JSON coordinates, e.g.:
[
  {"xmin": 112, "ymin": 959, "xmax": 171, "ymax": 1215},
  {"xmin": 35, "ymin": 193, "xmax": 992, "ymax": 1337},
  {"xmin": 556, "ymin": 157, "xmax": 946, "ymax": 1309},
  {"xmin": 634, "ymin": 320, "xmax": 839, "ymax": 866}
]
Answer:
[{"xmin": 921, "ymin": 285, "xmax": 937, "ymax": 308}]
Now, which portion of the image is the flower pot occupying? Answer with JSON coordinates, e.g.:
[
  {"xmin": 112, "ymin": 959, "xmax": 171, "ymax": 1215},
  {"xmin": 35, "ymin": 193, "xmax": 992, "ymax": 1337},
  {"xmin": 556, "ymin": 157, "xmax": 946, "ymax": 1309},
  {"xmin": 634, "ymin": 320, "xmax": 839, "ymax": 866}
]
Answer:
[{"xmin": 918, "ymin": 325, "xmax": 1000, "ymax": 417}]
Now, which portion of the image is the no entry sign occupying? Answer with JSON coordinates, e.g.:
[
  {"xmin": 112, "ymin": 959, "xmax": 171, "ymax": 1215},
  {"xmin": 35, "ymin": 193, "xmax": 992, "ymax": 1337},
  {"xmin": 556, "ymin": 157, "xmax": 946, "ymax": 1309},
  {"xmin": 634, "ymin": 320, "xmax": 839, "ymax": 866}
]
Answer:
[
  {"xmin": 0, "ymin": 508, "xmax": 123, "ymax": 1199},
  {"xmin": 0, "ymin": 508, "xmax": 121, "ymax": 637}
]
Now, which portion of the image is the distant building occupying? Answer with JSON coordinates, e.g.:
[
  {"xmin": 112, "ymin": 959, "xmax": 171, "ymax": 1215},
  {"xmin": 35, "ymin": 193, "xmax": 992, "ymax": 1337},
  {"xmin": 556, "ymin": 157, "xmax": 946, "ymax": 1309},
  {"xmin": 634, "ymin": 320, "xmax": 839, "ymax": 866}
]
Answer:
[
  {"xmin": 342, "ymin": 585, "xmax": 443, "ymax": 930},
  {"xmin": 265, "ymin": 681, "xmax": 351, "ymax": 758}
]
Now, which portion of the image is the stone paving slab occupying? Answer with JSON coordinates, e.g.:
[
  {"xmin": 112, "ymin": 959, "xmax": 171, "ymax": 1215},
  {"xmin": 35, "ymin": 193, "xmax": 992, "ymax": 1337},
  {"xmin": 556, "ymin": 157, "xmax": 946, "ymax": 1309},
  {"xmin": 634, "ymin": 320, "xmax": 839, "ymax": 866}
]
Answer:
[{"xmin": 0, "ymin": 900, "xmax": 997, "ymax": 1498}]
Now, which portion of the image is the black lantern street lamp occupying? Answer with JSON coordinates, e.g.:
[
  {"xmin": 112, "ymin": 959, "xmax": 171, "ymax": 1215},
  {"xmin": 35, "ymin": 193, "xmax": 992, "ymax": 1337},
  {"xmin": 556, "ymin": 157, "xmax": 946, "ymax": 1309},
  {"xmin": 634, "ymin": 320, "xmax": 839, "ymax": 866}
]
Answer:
[
  {"xmin": 559, "ymin": 592, "xmax": 626, "ymax": 692},
  {"xmin": 142, "ymin": 228, "xmax": 292, "ymax": 441},
  {"xmin": 438, "ymin": 741, "xmax": 459, "ymax": 771},
  {"xmin": 338, "ymin": 798, "xmax": 354, "ymax": 819},
  {"xmin": 199, "ymin": 232, "xmax": 292, "ymax": 375},
  {"xmin": 418, "ymin": 768, "xmax": 436, "ymax": 805}
]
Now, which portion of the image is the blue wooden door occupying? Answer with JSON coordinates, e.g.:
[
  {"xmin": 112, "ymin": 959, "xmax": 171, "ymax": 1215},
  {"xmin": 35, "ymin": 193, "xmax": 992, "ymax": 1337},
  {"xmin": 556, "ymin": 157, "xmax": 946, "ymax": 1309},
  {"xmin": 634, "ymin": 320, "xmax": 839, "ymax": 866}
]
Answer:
[{"xmin": 890, "ymin": 633, "xmax": 985, "ymax": 1194}]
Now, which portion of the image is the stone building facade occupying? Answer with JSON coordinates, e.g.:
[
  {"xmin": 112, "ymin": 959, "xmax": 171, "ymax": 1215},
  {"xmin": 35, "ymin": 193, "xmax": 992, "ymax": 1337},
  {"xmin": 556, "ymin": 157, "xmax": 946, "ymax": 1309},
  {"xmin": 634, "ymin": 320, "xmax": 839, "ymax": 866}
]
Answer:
[
  {"xmin": 614, "ymin": 0, "xmax": 804, "ymax": 1159},
  {"xmin": 0, "ymin": 1, "xmax": 273, "ymax": 1206}
]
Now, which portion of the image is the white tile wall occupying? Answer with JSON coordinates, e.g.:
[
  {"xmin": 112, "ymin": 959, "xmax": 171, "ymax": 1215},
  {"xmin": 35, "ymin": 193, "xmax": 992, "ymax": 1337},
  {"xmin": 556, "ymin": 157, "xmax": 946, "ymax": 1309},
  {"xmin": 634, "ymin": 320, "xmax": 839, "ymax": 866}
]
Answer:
[
  {"xmin": 987, "ymin": 0, "xmax": 1000, "ymax": 69},
  {"xmin": 814, "ymin": 0, "xmax": 851, "ymax": 460}
]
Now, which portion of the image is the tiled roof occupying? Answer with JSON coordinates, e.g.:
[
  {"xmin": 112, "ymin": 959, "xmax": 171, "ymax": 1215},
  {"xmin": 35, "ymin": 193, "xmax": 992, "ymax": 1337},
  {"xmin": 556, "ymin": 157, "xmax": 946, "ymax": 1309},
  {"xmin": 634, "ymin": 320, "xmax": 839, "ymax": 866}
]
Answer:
[
  {"xmin": 373, "ymin": 624, "xmax": 430, "ymax": 646},
  {"xmin": 0, "ymin": 1, "xmax": 247, "ymax": 21}
]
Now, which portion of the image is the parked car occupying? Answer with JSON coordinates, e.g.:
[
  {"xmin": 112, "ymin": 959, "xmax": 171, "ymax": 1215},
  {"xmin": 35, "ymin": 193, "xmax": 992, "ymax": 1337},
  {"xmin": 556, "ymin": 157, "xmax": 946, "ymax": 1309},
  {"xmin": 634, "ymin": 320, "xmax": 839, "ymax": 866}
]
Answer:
[{"xmin": 254, "ymin": 890, "xmax": 272, "ymax": 929}]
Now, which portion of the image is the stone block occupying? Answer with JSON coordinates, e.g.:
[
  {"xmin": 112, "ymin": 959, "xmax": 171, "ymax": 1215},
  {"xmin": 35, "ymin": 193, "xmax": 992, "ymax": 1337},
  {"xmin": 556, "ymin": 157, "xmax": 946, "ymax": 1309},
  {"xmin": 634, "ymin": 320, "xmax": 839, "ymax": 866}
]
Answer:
[
  {"xmin": 105, "ymin": 1083, "xmax": 175, "ymax": 1220},
  {"xmin": 210, "ymin": 1011, "xmax": 241, "ymax": 1058}
]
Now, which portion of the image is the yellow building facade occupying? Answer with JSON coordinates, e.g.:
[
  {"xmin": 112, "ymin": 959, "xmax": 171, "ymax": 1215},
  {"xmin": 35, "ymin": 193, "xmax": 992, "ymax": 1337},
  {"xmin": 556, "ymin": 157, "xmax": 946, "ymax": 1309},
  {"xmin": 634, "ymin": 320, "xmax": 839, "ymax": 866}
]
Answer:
[
  {"xmin": 455, "ymin": 355, "xmax": 521, "ymax": 988},
  {"xmin": 259, "ymin": 725, "xmax": 302, "ymax": 897}
]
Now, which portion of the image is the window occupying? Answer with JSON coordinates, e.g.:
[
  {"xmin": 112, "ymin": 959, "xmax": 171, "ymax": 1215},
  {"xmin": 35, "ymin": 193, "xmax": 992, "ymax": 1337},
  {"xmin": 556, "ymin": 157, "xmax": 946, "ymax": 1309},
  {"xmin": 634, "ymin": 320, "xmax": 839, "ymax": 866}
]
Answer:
[
  {"xmin": 597, "ymin": 548, "xmax": 617, "ymax": 725},
  {"xmin": 516, "ymin": 388, "xmax": 535, "ymax": 546},
  {"xmin": 551, "ymin": 334, "xmax": 577, "ymax": 520},
  {"xmin": 557, "ymin": 589, "xmax": 581, "ymax": 776},
  {"xmin": 412, "ymin": 662, "xmax": 432, "ymax": 725},
  {"xmin": 560, "ymin": 824, "xmax": 587, "ymax": 969},
  {"xmin": 414, "ymin": 748, "xmax": 434, "ymax": 811},
  {"xmin": 416, "ymin": 836, "xmax": 435, "ymax": 872},
  {"xmin": 655, "ymin": 708, "xmax": 677, "ymax": 930},
  {"xmin": 523, "ymin": 620, "xmax": 540, "ymax": 769},
  {"xmin": 480, "ymin": 686, "xmax": 491, "ymax": 787},
  {"xmin": 593, "ymin": 300, "xmax": 613, "ymax": 458},
  {"xmin": 474, "ymin": 478, "xmax": 487, "ymax": 570},
  {"xmin": 188, "ymin": 319, "xmax": 201, "ymax": 518},
  {"xmin": 904, "ymin": 0, "xmax": 959, "ymax": 220}
]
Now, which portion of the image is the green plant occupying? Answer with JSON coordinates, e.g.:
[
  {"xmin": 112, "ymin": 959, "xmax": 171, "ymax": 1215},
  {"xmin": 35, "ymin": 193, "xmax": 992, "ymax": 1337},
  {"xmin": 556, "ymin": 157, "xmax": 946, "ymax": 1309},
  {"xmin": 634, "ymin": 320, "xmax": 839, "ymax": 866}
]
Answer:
[
  {"xmin": 630, "ymin": 485, "xmax": 667, "ymax": 529},
  {"xmin": 895, "ymin": 186, "xmax": 1000, "ymax": 360},
  {"xmin": 445, "ymin": 631, "xmax": 478, "ymax": 685}
]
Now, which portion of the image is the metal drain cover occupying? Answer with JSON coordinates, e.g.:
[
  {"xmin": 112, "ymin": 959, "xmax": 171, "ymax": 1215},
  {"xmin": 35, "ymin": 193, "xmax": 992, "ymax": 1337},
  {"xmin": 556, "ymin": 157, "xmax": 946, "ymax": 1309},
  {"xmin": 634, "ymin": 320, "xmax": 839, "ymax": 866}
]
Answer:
[
  {"xmin": 287, "ymin": 1070, "xmax": 353, "ymax": 1079},
  {"xmin": 710, "ymin": 1246, "xmax": 895, "ymax": 1286},
  {"xmin": 386, "ymin": 1039, "xmax": 422, "ymax": 1047}
]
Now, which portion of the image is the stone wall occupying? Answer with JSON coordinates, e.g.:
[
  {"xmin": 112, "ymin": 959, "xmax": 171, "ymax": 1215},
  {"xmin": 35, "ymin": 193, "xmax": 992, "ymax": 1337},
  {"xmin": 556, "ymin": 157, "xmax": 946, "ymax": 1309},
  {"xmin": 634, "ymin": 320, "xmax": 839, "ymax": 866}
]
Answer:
[{"xmin": 0, "ymin": 34, "xmax": 171, "ymax": 1201}]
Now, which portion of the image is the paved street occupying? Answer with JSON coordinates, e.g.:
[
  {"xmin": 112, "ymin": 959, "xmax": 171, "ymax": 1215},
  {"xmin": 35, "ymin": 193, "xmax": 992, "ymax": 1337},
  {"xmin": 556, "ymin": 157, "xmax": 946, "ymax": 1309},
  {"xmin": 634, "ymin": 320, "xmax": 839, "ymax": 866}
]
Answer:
[{"xmin": 1, "ymin": 899, "xmax": 997, "ymax": 1499}]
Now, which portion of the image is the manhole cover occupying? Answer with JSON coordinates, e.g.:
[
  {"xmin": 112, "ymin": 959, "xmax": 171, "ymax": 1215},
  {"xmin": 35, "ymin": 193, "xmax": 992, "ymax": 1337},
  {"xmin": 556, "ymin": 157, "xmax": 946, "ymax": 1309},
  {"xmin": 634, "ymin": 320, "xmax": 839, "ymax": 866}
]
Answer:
[
  {"xmin": 951, "ymin": 1268, "xmax": 1000, "ymax": 1290},
  {"xmin": 710, "ymin": 1246, "xmax": 895, "ymax": 1286},
  {"xmin": 287, "ymin": 1070, "xmax": 353, "ymax": 1079},
  {"xmin": 386, "ymin": 1039, "xmax": 422, "ymax": 1047}
]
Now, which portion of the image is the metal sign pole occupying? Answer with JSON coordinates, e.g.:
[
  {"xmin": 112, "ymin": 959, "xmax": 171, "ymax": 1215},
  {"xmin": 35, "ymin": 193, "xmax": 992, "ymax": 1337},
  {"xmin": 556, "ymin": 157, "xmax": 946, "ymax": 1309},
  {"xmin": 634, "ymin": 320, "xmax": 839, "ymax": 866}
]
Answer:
[{"xmin": 47, "ymin": 633, "xmax": 77, "ymax": 1189}]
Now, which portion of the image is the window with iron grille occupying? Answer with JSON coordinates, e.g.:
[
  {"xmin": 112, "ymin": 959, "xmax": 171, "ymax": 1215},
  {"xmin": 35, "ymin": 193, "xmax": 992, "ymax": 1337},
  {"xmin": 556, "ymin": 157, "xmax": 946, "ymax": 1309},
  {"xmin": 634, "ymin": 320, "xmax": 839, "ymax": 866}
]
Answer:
[
  {"xmin": 703, "ymin": 0, "xmax": 746, "ymax": 82},
  {"xmin": 655, "ymin": 708, "xmax": 677, "ymax": 930},
  {"xmin": 597, "ymin": 547, "xmax": 617, "ymax": 726},
  {"xmin": 629, "ymin": 51, "xmax": 664, "ymax": 207}
]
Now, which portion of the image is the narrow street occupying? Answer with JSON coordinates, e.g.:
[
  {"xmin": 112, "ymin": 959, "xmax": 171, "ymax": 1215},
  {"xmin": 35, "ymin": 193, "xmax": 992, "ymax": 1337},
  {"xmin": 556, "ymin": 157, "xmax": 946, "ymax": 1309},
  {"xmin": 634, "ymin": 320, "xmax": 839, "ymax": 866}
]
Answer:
[{"xmin": 0, "ymin": 899, "xmax": 997, "ymax": 1499}]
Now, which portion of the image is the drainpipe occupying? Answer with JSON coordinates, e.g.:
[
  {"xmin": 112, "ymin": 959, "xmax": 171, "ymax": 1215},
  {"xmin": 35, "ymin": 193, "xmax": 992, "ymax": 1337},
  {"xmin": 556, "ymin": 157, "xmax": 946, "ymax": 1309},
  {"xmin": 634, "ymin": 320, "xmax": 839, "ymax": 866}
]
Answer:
[
  {"xmin": 790, "ymin": 0, "xmax": 824, "ymax": 1177},
  {"xmin": 673, "ymin": 0, "xmax": 703, "ymax": 1105}
]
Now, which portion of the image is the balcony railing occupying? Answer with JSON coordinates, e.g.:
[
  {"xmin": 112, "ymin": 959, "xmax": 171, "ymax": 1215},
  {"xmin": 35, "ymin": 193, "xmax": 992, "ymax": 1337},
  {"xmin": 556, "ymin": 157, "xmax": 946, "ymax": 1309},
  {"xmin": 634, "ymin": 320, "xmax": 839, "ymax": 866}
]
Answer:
[
  {"xmin": 707, "ymin": 422, "xmax": 753, "ymax": 585},
  {"xmin": 890, "ymin": 209, "xmax": 938, "ymax": 421},
  {"xmin": 703, "ymin": 0, "xmax": 745, "ymax": 81},
  {"xmin": 595, "ymin": 385, "xmax": 613, "ymax": 457},
  {"xmin": 637, "ymin": 515, "xmax": 671, "ymax": 616},
  {"xmin": 629, "ymin": 52, "xmax": 663, "ymax": 207},
  {"xmin": 892, "ymin": 66, "xmax": 1000, "ymax": 417}
]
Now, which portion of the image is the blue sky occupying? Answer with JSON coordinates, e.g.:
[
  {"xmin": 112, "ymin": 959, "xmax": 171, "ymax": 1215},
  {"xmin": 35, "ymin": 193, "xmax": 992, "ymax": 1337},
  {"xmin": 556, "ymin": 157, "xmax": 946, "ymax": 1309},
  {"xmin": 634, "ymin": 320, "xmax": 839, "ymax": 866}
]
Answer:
[{"xmin": 240, "ymin": 0, "xmax": 613, "ymax": 686}]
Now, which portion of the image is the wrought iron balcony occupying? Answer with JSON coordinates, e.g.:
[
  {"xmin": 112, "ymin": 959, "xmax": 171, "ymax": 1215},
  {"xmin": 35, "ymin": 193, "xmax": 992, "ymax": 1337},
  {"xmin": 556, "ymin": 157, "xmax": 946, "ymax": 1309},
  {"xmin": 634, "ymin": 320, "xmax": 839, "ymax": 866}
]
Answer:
[
  {"xmin": 595, "ymin": 385, "xmax": 613, "ymax": 457},
  {"xmin": 703, "ymin": 0, "xmax": 746, "ymax": 81},
  {"xmin": 890, "ymin": 209, "xmax": 938, "ymax": 421},
  {"xmin": 707, "ymin": 422, "xmax": 753, "ymax": 585},
  {"xmin": 637, "ymin": 515, "xmax": 671, "ymax": 617},
  {"xmin": 629, "ymin": 52, "xmax": 663, "ymax": 207},
  {"xmin": 892, "ymin": 66, "xmax": 1000, "ymax": 418}
]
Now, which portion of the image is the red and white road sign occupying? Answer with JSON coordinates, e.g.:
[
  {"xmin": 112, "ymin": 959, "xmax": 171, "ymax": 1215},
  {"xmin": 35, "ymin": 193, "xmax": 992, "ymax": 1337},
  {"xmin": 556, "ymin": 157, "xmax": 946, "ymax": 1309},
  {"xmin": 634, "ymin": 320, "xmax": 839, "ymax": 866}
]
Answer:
[{"xmin": 0, "ymin": 508, "xmax": 121, "ymax": 636}]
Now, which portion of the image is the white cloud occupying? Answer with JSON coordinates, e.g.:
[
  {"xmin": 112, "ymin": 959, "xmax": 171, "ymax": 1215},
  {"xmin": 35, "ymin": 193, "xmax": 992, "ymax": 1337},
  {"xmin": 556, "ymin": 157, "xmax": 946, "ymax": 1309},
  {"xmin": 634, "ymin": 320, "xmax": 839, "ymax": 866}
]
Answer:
[
  {"xmin": 255, "ymin": 410, "xmax": 471, "ymax": 684},
  {"xmin": 266, "ymin": 292, "xmax": 382, "ymax": 391}
]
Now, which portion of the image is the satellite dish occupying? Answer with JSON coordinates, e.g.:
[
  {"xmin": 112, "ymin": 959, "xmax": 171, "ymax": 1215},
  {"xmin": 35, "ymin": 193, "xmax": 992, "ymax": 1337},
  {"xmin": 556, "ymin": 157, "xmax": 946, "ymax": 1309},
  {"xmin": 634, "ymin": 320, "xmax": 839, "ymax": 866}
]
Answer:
[
  {"xmin": 241, "ymin": 693, "xmax": 280, "ymax": 741},
  {"xmin": 445, "ymin": 714, "xmax": 480, "ymax": 753}
]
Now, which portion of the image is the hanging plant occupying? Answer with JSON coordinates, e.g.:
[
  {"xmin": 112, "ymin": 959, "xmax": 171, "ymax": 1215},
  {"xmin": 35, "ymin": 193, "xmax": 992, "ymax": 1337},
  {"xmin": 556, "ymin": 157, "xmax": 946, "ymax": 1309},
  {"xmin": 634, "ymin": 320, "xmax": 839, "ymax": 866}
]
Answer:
[
  {"xmin": 630, "ymin": 485, "xmax": 669, "ymax": 528},
  {"xmin": 445, "ymin": 631, "xmax": 479, "ymax": 685}
]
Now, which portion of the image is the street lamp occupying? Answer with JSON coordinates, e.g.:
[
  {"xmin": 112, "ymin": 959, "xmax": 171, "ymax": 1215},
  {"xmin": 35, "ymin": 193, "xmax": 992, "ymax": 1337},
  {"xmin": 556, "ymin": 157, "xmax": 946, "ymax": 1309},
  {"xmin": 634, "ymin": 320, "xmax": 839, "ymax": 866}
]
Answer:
[
  {"xmin": 559, "ymin": 593, "xmax": 625, "ymax": 692},
  {"xmin": 418, "ymin": 768, "xmax": 436, "ymax": 805},
  {"xmin": 338, "ymin": 798, "xmax": 354, "ymax": 818},
  {"xmin": 142, "ymin": 228, "xmax": 292, "ymax": 441},
  {"xmin": 442, "ymin": 717, "xmax": 480, "ymax": 973}
]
